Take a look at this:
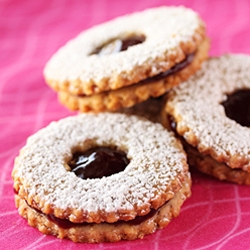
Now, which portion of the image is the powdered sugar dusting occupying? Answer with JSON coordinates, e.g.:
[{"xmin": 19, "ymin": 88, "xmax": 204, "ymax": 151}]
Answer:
[
  {"xmin": 44, "ymin": 6, "xmax": 204, "ymax": 95},
  {"xmin": 166, "ymin": 54, "xmax": 250, "ymax": 170},
  {"xmin": 13, "ymin": 113, "xmax": 187, "ymax": 222}
]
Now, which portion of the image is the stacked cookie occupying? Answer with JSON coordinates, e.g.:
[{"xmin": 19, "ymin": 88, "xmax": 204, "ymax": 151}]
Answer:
[
  {"xmin": 164, "ymin": 54, "xmax": 250, "ymax": 185},
  {"xmin": 13, "ymin": 113, "xmax": 191, "ymax": 243},
  {"xmin": 13, "ymin": 5, "xmax": 250, "ymax": 244},
  {"xmin": 43, "ymin": 6, "xmax": 209, "ymax": 113}
]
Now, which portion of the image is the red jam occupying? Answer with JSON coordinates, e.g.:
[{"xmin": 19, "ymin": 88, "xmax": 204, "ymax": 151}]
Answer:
[
  {"xmin": 119, "ymin": 35, "xmax": 146, "ymax": 51},
  {"xmin": 93, "ymin": 35, "xmax": 146, "ymax": 55},
  {"xmin": 26, "ymin": 202, "xmax": 159, "ymax": 229},
  {"xmin": 45, "ymin": 208, "xmax": 158, "ymax": 229},
  {"xmin": 222, "ymin": 89, "xmax": 250, "ymax": 127},
  {"xmin": 68, "ymin": 147, "xmax": 129, "ymax": 179},
  {"xmin": 77, "ymin": 52, "xmax": 195, "ymax": 97},
  {"xmin": 142, "ymin": 53, "xmax": 194, "ymax": 84}
]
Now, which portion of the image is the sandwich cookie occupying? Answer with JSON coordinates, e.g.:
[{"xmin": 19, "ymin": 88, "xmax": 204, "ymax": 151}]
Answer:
[{"xmin": 44, "ymin": 6, "xmax": 209, "ymax": 112}]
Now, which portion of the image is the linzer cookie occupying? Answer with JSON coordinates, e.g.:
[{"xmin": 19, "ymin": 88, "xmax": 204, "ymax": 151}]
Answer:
[
  {"xmin": 12, "ymin": 113, "xmax": 191, "ymax": 243},
  {"xmin": 44, "ymin": 6, "xmax": 209, "ymax": 112},
  {"xmin": 164, "ymin": 54, "xmax": 250, "ymax": 185}
]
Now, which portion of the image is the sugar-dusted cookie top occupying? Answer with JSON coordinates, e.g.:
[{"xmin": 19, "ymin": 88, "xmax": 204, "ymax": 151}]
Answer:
[
  {"xmin": 166, "ymin": 54, "xmax": 250, "ymax": 171},
  {"xmin": 44, "ymin": 6, "xmax": 206, "ymax": 96},
  {"xmin": 12, "ymin": 113, "xmax": 188, "ymax": 223}
]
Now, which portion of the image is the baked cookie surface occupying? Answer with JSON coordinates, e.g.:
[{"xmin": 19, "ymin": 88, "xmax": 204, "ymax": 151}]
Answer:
[
  {"xmin": 44, "ymin": 6, "xmax": 209, "ymax": 112},
  {"xmin": 165, "ymin": 54, "xmax": 250, "ymax": 184},
  {"xmin": 57, "ymin": 37, "xmax": 209, "ymax": 112},
  {"xmin": 15, "ymin": 173, "xmax": 191, "ymax": 243},
  {"xmin": 12, "ymin": 113, "xmax": 190, "ymax": 242}
]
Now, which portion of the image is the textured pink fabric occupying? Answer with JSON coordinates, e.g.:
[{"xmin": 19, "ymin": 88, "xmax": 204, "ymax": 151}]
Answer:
[{"xmin": 1, "ymin": 0, "xmax": 250, "ymax": 249}]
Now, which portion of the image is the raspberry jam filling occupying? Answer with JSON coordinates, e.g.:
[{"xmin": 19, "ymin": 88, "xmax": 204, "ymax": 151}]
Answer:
[
  {"xmin": 92, "ymin": 35, "xmax": 146, "ymax": 55},
  {"xmin": 77, "ymin": 53, "xmax": 194, "ymax": 97},
  {"xmin": 222, "ymin": 89, "xmax": 250, "ymax": 127},
  {"xmin": 142, "ymin": 53, "xmax": 194, "ymax": 84},
  {"xmin": 46, "ymin": 207, "xmax": 158, "ymax": 229},
  {"xmin": 25, "ymin": 201, "xmax": 159, "ymax": 229},
  {"xmin": 68, "ymin": 147, "xmax": 129, "ymax": 179}
]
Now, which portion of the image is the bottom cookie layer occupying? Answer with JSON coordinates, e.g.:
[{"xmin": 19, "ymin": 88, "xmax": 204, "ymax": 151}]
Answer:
[
  {"xmin": 15, "ymin": 174, "xmax": 191, "ymax": 243},
  {"xmin": 186, "ymin": 144, "xmax": 250, "ymax": 185}
]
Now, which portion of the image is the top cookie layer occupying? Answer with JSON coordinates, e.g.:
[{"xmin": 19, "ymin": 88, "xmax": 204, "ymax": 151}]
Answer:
[
  {"xmin": 165, "ymin": 54, "xmax": 250, "ymax": 171},
  {"xmin": 44, "ymin": 6, "xmax": 206, "ymax": 96},
  {"xmin": 12, "ymin": 113, "xmax": 188, "ymax": 223}
]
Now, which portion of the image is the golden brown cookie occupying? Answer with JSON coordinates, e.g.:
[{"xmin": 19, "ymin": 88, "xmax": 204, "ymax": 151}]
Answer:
[
  {"xmin": 12, "ymin": 113, "xmax": 191, "ymax": 242},
  {"xmin": 186, "ymin": 145, "xmax": 250, "ymax": 185},
  {"xmin": 44, "ymin": 6, "xmax": 209, "ymax": 112},
  {"xmin": 164, "ymin": 54, "xmax": 250, "ymax": 185},
  {"xmin": 14, "ymin": 173, "xmax": 191, "ymax": 243},
  {"xmin": 57, "ymin": 37, "xmax": 209, "ymax": 112}
]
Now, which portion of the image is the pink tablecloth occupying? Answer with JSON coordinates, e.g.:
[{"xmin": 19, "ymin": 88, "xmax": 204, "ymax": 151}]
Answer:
[{"xmin": 1, "ymin": 0, "xmax": 250, "ymax": 249}]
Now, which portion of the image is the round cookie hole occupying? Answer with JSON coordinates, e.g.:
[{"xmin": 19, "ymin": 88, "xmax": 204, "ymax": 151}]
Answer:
[
  {"xmin": 91, "ymin": 34, "xmax": 146, "ymax": 56},
  {"xmin": 68, "ymin": 146, "xmax": 130, "ymax": 179},
  {"xmin": 221, "ymin": 89, "xmax": 250, "ymax": 127}
]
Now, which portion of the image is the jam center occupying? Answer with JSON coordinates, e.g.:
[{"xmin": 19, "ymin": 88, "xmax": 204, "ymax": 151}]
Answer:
[
  {"xmin": 221, "ymin": 89, "xmax": 250, "ymax": 127},
  {"xmin": 46, "ymin": 207, "xmax": 157, "ymax": 228},
  {"xmin": 93, "ymin": 35, "xmax": 146, "ymax": 55},
  {"xmin": 68, "ymin": 147, "xmax": 129, "ymax": 179},
  {"xmin": 77, "ymin": 53, "xmax": 194, "ymax": 97},
  {"xmin": 27, "ymin": 200, "xmax": 158, "ymax": 229}
]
